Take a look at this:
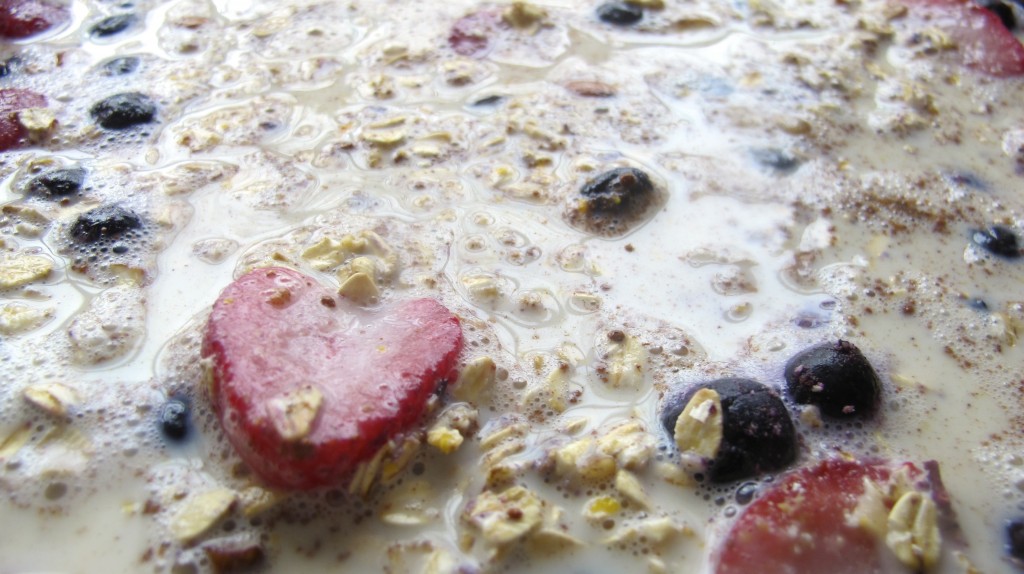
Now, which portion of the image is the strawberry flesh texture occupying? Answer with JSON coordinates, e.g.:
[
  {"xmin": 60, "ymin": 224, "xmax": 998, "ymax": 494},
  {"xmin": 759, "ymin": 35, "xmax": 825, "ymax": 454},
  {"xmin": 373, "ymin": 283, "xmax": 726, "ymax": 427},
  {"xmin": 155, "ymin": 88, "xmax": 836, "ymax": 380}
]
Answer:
[
  {"xmin": 202, "ymin": 267, "xmax": 463, "ymax": 490},
  {"xmin": 0, "ymin": 0, "xmax": 68, "ymax": 39},
  {"xmin": 903, "ymin": 0, "xmax": 1024, "ymax": 76},
  {"xmin": 449, "ymin": 10, "xmax": 502, "ymax": 57},
  {"xmin": 715, "ymin": 459, "xmax": 924, "ymax": 574},
  {"xmin": 0, "ymin": 88, "xmax": 46, "ymax": 152}
]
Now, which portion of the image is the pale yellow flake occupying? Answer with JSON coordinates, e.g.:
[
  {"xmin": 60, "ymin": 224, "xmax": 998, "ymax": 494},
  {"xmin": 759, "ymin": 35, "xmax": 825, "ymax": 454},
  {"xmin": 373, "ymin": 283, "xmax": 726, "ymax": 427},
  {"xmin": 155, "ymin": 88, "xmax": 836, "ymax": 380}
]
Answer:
[
  {"xmin": 603, "ymin": 332, "xmax": 647, "ymax": 389},
  {"xmin": 0, "ymin": 253, "xmax": 53, "ymax": 289},
  {"xmin": 886, "ymin": 491, "xmax": 941, "ymax": 571},
  {"xmin": 0, "ymin": 302, "xmax": 53, "ymax": 335},
  {"xmin": 169, "ymin": 489, "xmax": 237, "ymax": 543},
  {"xmin": 23, "ymin": 383, "xmax": 78, "ymax": 418},
  {"xmin": 452, "ymin": 356, "xmax": 496, "ymax": 401},
  {"xmin": 615, "ymin": 469, "xmax": 650, "ymax": 509},
  {"xmin": 673, "ymin": 388, "xmax": 723, "ymax": 459},
  {"xmin": 465, "ymin": 486, "xmax": 544, "ymax": 547},
  {"xmin": 266, "ymin": 385, "xmax": 322, "ymax": 442}
]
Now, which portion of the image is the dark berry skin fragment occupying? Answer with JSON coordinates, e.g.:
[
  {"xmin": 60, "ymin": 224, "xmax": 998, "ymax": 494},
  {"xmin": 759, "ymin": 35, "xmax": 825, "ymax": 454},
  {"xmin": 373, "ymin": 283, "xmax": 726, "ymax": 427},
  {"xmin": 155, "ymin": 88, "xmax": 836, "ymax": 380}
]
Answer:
[
  {"xmin": 101, "ymin": 56, "xmax": 140, "ymax": 76},
  {"xmin": 71, "ymin": 204, "xmax": 142, "ymax": 244},
  {"xmin": 978, "ymin": 0, "xmax": 1016, "ymax": 29},
  {"xmin": 580, "ymin": 166, "xmax": 654, "ymax": 214},
  {"xmin": 30, "ymin": 166, "xmax": 85, "ymax": 198},
  {"xmin": 661, "ymin": 377, "xmax": 797, "ymax": 483},
  {"xmin": 751, "ymin": 148, "xmax": 801, "ymax": 175},
  {"xmin": 471, "ymin": 95, "xmax": 504, "ymax": 107},
  {"xmin": 784, "ymin": 340, "xmax": 881, "ymax": 418},
  {"xmin": 90, "ymin": 92, "xmax": 156, "ymax": 129},
  {"xmin": 89, "ymin": 13, "xmax": 136, "ymax": 37},
  {"xmin": 596, "ymin": 1, "xmax": 643, "ymax": 26},
  {"xmin": 1007, "ymin": 517, "xmax": 1024, "ymax": 564},
  {"xmin": 972, "ymin": 224, "xmax": 1022, "ymax": 259},
  {"xmin": 159, "ymin": 397, "xmax": 190, "ymax": 442}
]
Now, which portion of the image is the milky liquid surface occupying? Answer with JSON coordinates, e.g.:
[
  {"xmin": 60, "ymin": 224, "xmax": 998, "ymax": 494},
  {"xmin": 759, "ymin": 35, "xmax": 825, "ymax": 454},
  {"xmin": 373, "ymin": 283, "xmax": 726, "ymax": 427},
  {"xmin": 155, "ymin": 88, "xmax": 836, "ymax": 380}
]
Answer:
[{"xmin": 3, "ymin": 0, "xmax": 1024, "ymax": 572}]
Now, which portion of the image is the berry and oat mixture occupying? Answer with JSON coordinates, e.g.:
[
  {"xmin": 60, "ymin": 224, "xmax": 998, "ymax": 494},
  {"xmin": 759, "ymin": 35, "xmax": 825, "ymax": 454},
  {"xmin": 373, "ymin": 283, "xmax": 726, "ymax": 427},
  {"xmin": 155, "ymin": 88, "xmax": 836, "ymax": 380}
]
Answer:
[{"xmin": 3, "ymin": 0, "xmax": 1024, "ymax": 572}]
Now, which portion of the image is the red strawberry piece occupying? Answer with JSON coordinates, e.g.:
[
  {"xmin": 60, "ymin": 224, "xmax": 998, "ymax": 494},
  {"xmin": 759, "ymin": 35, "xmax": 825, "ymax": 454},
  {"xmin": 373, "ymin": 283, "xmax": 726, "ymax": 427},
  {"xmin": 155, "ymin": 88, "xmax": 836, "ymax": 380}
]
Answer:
[
  {"xmin": 448, "ymin": 9, "xmax": 503, "ymax": 57},
  {"xmin": 202, "ymin": 267, "xmax": 463, "ymax": 490},
  {"xmin": 0, "ymin": 88, "xmax": 46, "ymax": 152},
  {"xmin": 0, "ymin": 0, "xmax": 69, "ymax": 39},
  {"xmin": 714, "ymin": 458, "xmax": 928, "ymax": 574},
  {"xmin": 902, "ymin": 0, "xmax": 1024, "ymax": 76}
]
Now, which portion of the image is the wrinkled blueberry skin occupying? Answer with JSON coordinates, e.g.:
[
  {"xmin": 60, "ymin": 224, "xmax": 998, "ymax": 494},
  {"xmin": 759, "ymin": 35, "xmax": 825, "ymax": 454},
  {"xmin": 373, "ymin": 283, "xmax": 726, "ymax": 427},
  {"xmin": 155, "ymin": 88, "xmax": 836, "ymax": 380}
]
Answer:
[
  {"xmin": 580, "ymin": 167, "xmax": 654, "ymax": 214},
  {"xmin": 972, "ymin": 225, "xmax": 1022, "ymax": 259},
  {"xmin": 90, "ymin": 92, "xmax": 156, "ymax": 129},
  {"xmin": 71, "ymin": 204, "xmax": 142, "ymax": 244},
  {"xmin": 101, "ymin": 56, "xmax": 140, "ymax": 76},
  {"xmin": 784, "ymin": 340, "xmax": 881, "ymax": 418},
  {"xmin": 31, "ymin": 167, "xmax": 85, "ymax": 198},
  {"xmin": 159, "ymin": 397, "xmax": 190, "ymax": 442},
  {"xmin": 596, "ymin": 1, "xmax": 643, "ymax": 25},
  {"xmin": 89, "ymin": 13, "xmax": 136, "ymax": 37},
  {"xmin": 661, "ymin": 377, "xmax": 797, "ymax": 483}
]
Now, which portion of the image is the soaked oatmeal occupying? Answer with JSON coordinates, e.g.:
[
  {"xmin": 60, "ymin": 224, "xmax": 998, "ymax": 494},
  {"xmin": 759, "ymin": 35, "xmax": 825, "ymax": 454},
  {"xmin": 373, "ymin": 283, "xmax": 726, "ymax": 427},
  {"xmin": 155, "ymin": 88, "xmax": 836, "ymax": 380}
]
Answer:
[{"xmin": 3, "ymin": 0, "xmax": 1024, "ymax": 572}]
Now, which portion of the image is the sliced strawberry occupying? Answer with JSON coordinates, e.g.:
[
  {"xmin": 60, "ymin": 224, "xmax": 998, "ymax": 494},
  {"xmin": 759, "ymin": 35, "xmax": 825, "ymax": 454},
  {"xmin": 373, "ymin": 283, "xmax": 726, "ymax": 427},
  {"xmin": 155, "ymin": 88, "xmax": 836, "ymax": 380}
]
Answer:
[
  {"xmin": 0, "ymin": 0, "xmax": 69, "ymax": 39},
  {"xmin": 715, "ymin": 458, "xmax": 931, "ymax": 574},
  {"xmin": 902, "ymin": 0, "xmax": 1024, "ymax": 76},
  {"xmin": 0, "ymin": 88, "xmax": 46, "ymax": 152},
  {"xmin": 202, "ymin": 267, "xmax": 463, "ymax": 490}
]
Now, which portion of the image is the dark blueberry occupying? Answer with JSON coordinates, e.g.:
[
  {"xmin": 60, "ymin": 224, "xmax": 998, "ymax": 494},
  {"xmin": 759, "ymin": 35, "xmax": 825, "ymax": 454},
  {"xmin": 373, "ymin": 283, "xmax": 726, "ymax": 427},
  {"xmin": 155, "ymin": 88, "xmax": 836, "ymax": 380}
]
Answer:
[
  {"xmin": 101, "ymin": 56, "xmax": 140, "ymax": 76},
  {"xmin": 89, "ymin": 13, "xmax": 137, "ymax": 37},
  {"xmin": 159, "ymin": 397, "xmax": 190, "ymax": 442},
  {"xmin": 580, "ymin": 166, "xmax": 654, "ymax": 214},
  {"xmin": 978, "ymin": 0, "xmax": 1016, "ymax": 29},
  {"xmin": 661, "ymin": 377, "xmax": 797, "ymax": 483},
  {"xmin": 597, "ymin": 1, "xmax": 643, "ymax": 26},
  {"xmin": 90, "ymin": 92, "xmax": 156, "ymax": 129},
  {"xmin": 972, "ymin": 225, "xmax": 1022, "ymax": 259},
  {"xmin": 784, "ymin": 340, "xmax": 881, "ymax": 418},
  {"xmin": 471, "ymin": 95, "xmax": 504, "ymax": 107},
  {"xmin": 967, "ymin": 297, "xmax": 990, "ymax": 311},
  {"xmin": 0, "ymin": 59, "xmax": 11, "ymax": 78},
  {"xmin": 1007, "ymin": 518, "xmax": 1024, "ymax": 564},
  {"xmin": 70, "ymin": 204, "xmax": 142, "ymax": 244},
  {"xmin": 751, "ymin": 148, "xmax": 801, "ymax": 175},
  {"xmin": 944, "ymin": 170, "xmax": 987, "ymax": 190},
  {"xmin": 30, "ymin": 166, "xmax": 85, "ymax": 198}
]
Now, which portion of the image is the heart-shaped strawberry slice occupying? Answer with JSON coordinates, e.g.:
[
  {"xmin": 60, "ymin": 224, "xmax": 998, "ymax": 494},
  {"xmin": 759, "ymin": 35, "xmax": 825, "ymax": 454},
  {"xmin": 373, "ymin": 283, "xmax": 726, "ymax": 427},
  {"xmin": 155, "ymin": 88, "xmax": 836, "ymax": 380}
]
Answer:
[{"xmin": 201, "ymin": 267, "xmax": 463, "ymax": 490}]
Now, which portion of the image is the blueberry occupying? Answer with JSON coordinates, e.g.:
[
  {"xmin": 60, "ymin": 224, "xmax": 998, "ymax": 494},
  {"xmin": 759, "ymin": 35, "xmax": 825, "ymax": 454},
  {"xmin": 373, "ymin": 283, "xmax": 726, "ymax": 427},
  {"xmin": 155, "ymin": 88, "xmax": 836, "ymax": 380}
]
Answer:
[
  {"xmin": 597, "ymin": 1, "xmax": 643, "ymax": 26},
  {"xmin": 580, "ymin": 166, "xmax": 654, "ymax": 214},
  {"xmin": 90, "ymin": 92, "xmax": 156, "ymax": 129},
  {"xmin": 661, "ymin": 377, "xmax": 797, "ymax": 483},
  {"xmin": 30, "ymin": 166, "xmax": 85, "ymax": 198},
  {"xmin": 101, "ymin": 56, "xmax": 140, "ymax": 76},
  {"xmin": 972, "ymin": 225, "xmax": 1021, "ymax": 259},
  {"xmin": 71, "ymin": 204, "xmax": 142, "ymax": 244},
  {"xmin": 159, "ymin": 397, "xmax": 190, "ymax": 442},
  {"xmin": 471, "ymin": 95, "xmax": 504, "ymax": 107},
  {"xmin": 751, "ymin": 148, "xmax": 801, "ymax": 175},
  {"xmin": 966, "ymin": 296, "xmax": 991, "ymax": 311},
  {"xmin": 784, "ymin": 340, "xmax": 881, "ymax": 418},
  {"xmin": 89, "ymin": 13, "xmax": 136, "ymax": 37},
  {"xmin": 1008, "ymin": 518, "xmax": 1024, "ymax": 563}
]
